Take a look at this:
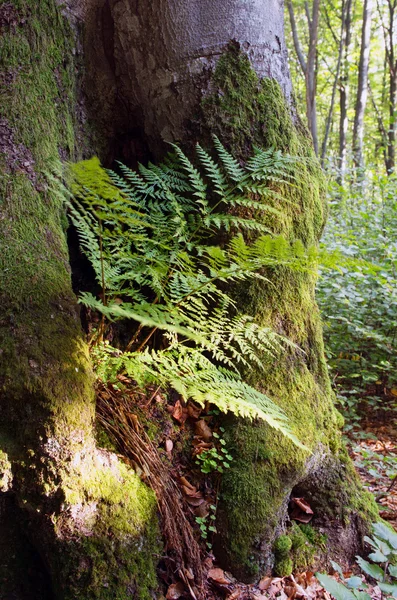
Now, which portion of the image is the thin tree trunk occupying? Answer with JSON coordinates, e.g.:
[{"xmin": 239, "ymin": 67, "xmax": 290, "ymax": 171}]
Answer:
[
  {"xmin": 306, "ymin": 0, "xmax": 321, "ymax": 155},
  {"xmin": 339, "ymin": 0, "xmax": 353, "ymax": 181},
  {"xmin": 352, "ymin": 0, "xmax": 373, "ymax": 171},
  {"xmin": 321, "ymin": 0, "xmax": 346, "ymax": 165}
]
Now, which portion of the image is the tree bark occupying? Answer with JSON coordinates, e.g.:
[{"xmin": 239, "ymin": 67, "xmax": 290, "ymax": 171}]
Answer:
[
  {"xmin": 0, "ymin": 2, "xmax": 159, "ymax": 598},
  {"xmin": 287, "ymin": 0, "xmax": 320, "ymax": 155},
  {"xmin": 0, "ymin": 0, "xmax": 378, "ymax": 595},
  {"xmin": 339, "ymin": 0, "xmax": 353, "ymax": 181},
  {"xmin": 352, "ymin": 0, "xmax": 373, "ymax": 171}
]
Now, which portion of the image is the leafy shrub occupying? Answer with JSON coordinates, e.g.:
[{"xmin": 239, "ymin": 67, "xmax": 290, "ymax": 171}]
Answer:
[
  {"xmin": 316, "ymin": 522, "xmax": 397, "ymax": 599},
  {"xmin": 317, "ymin": 172, "xmax": 397, "ymax": 419},
  {"xmin": 66, "ymin": 140, "xmax": 314, "ymax": 446}
]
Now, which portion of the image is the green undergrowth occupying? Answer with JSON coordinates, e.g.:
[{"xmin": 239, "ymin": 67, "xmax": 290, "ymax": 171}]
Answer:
[{"xmin": 204, "ymin": 43, "xmax": 374, "ymax": 578}]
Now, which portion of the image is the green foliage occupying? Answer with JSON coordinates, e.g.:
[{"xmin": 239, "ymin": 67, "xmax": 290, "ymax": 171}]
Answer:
[
  {"xmin": 67, "ymin": 142, "xmax": 315, "ymax": 446},
  {"xmin": 317, "ymin": 523, "xmax": 397, "ymax": 600},
  {"xmin": 195, "ymin": 431, "xmax": 233, "ymax": 474},
  {"xmin": 317, "ymin": 171, "xmax": 397, "ymax": 425},
  {"xmin": 195, "ymin": 504, "xmax": 218, "ymax": 549}
]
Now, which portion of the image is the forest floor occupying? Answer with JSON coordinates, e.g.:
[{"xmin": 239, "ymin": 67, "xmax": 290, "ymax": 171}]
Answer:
[
  {"xmin": 184, "ymin": 396, "xmax": 397, "ymax": 600},
  {"xmin": 97, "ymin": 383, "xmax": 397, "ymax": 600}
]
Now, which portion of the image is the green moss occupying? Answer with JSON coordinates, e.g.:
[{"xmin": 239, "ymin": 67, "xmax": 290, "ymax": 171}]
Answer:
[
  {"xmin": 274, "ymin": 557, "xmax": 293, "ymax": 577},
  {"xmin": 274, "ymin": 535, "xmax": 293, "ymax": 555},
  {"xmin": 205, "ymin": 42, "xmax": 371, "ymax": 579},
  {"xmin": 58, "ymin": 460, "xmax": 161, "ymax": 600}
]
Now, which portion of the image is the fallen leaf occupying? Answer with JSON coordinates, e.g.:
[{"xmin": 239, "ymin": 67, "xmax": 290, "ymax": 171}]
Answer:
[
  {"xmin": 208, "ymin": 568, "xmax": 231, "ymax": 585},
  {"xmin": 187, "ymin": 402, "xmax": 202, "ymax": 419},
  {"xmin": 227, "ymin": 590, "xmax": 243, "ymax": 599},
  {"xmin": 194, "ymin": 501, "xmax": 209, "ymax": 517},
  {"xmin": 165, "ymin": 439, "xmax": 173, "ymax": 459},
  {"xmin": 195, "ymin": 419, "xmax": 212, "ymax": 442},
  {"xmin": 182, "ymin": 486, "xmax": 203, "ymax": 499},
  {"xmin": 166, "ymin": 582, "xmax": 185, "ymax": 599},
  {"xmin": 259, "ymin": 576, "xmax": 272, "ymax": 591},
  {"xmin": 179, "ymin": 476, "xmax": 195, "ymax": 490},
  {"xmin": 186, "ymin": 497, "xmax": 205, "ymax": 507},
  {"xmin": 290, "ymin": 497, "xmax": 314, "ymax": 523},
  {"xmin": 172, "ymin": 400, "xmax": 184, "ymax": 423}
]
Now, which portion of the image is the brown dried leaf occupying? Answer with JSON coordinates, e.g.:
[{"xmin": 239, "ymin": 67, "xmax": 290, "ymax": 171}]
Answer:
[
  {"xmin": 194, "ymin": 502, "xmax": 209, "ymax": 517},
  {"xmin": 195, "ymin": 419, "xmax": 212, "ymax": 442},
  {"xmin": 186, "ymin": 497, "xmax": 205, "ymax": 507},
  {"xmin": 208, "ymin": 568, "xmax": 231, "ymax": 585},
  {"xmin": 291, "ymin": 498, "xmax": 314, "ymax": 514},
  {"xmin": 259, "ymin": 576, "xmax": 272, "ymax": 591},
  {"xmin": 179, "ymin": 476, "xmax": 195, "ymax": 490},
  {"xmin": 187, "ymin": 402, "xmax": 202, "ymax": 419},
  {"xmin": 172, "ymin": 400, "xmax": 185, "ymax": 423},
  {"xmin": 290, "ymin": 497, "xmax": 314, "ymax": 523},
  {"xmin": 181, "ymin": 486, "xmax": 202, "ymax": 499},
  {"xmin": 227, "ymin": 590, "xmax": 243, "ymax": 599},
  {"xmin": 166, "ymin": 582, "xmax": 185, "ymax": 599}
]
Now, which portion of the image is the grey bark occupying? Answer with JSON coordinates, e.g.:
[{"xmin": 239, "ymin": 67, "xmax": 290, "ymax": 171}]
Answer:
[
  {"xmin": 102, "ymin": 0, "xmax": 294, "ymax": 158},
  {"xmin": 287, "ymin": 0, "xmax": 320, "ymax": 155},
  {"xmin": 339, "ymin": 0, "xmax": 353, "ymax": 181},
  {"xmin": 352, "ymin": 0, "xmax": 373, "ymax": 171},
  {"xmin": 321, "ymin": 1, "xmax": 346, "ymax": 164},
  {"xmin": 377, "ymin": 0, "xmax": 397, "ymax": 173}
]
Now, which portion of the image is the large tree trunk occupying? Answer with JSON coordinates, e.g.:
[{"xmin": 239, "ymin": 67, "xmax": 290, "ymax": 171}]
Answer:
[
  {"xmin": 0, "ymin": 0, "xmax": 378, "ymax": 595},
  {"xmin": 89, "ymin": 0, "xmax": 377, "ymax": 581},
  {"xmin": 0, "ymin": 2, "xmax": 159, "ymax": 598}
]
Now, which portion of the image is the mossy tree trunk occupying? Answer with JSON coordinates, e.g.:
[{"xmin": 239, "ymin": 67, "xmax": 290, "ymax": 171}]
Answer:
[
  {"xmin": 88, "ymin": 0, "xmax": 378, "ymax": 581},
  {"xmin": 0, "ymin": 0, "xmax": 378, "ymax": 596},
  {"xmin": 0, "ymin": 2, "xmax": 159, "ymax": 599}
]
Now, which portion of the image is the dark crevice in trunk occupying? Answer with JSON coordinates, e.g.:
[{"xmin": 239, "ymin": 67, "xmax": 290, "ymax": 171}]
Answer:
[{"xmin": 0, "ymin": 495, "xmax": 54, "ymax": 600}]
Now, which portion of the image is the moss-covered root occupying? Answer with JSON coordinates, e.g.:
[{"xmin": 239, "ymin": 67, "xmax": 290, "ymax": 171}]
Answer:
[
  {"xmin": 0, "ymin": 2, "xmax": 160, "ymax": 597},
  {"xmin": 47, "ymin": 450, "xmax": 160, "ymax": 600},
  {"xmin": 204, "ymin": 43, "xmax": 376, "ymax": 580}
]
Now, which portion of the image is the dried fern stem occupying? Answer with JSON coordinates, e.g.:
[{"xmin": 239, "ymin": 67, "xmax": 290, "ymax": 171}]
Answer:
[{"xmin": 96, "ymin": 383, "xmax": 206, "ymax": 598}]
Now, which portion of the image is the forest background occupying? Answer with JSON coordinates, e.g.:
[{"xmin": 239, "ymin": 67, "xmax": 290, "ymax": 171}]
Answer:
[{"xmin": 286, "ymin": 0, "xmax": 397, "ymax": 438}]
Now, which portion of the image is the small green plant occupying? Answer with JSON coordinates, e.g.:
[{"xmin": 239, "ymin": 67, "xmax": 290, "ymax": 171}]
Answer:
[
  {"xmin": 316, "ymin": 522, "xmax": 397, "ymax": 599},
  {"xmin": 195, "ymin": 504, "xmax": 217, "ymax": 549},
  {"xmin": 195, "ymin": 430, "xmax": 233, "ymax": 474}
]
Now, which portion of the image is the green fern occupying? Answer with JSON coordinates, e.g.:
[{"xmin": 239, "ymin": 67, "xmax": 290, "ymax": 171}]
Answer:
[{"xmin": 66, "ymin": 142, "xmax": 312, "ymax": 448}]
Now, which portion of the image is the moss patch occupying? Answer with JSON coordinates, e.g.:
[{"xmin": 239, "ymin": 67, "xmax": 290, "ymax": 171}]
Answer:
[
  {"xmin": 204, "ymin": 43, "xmax": 372, "ymax": 579},
  {"xmin": 56, "ymin": 456, "xmax": 161, "ymax": 600},
  {"xmin": 0, "ymin": 3, "xmax": 160, "ymax": 598}
]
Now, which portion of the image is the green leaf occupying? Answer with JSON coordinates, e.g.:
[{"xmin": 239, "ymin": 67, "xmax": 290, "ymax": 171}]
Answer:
[
  {"xmin": 356, "ymin": 557, "xmax": 385, "ymax": 581},
  {"xmin": 331, "ymin": 561, "xmax": 344, "ymax": 578},
  {"xmin": 378, "ymin": 583, "xmax": 397, "ymax": 598},
  {"xmin": 389, "ymin": 565, "xmax": 397, "ymax": 578},
  {"xmin": 346, "ymin": 577, "xmax": 363, "ymax": 589},
  {"xmin": 316, "ymin": 573, "xmax": 357, "ymax": 600},
  {"xmin": 368, "ymin": 551, "xmax": 388, "ymax": 563},
  {"xmin": 372, "ymin": 523, "xmax": 397, "ymax": 550}
]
